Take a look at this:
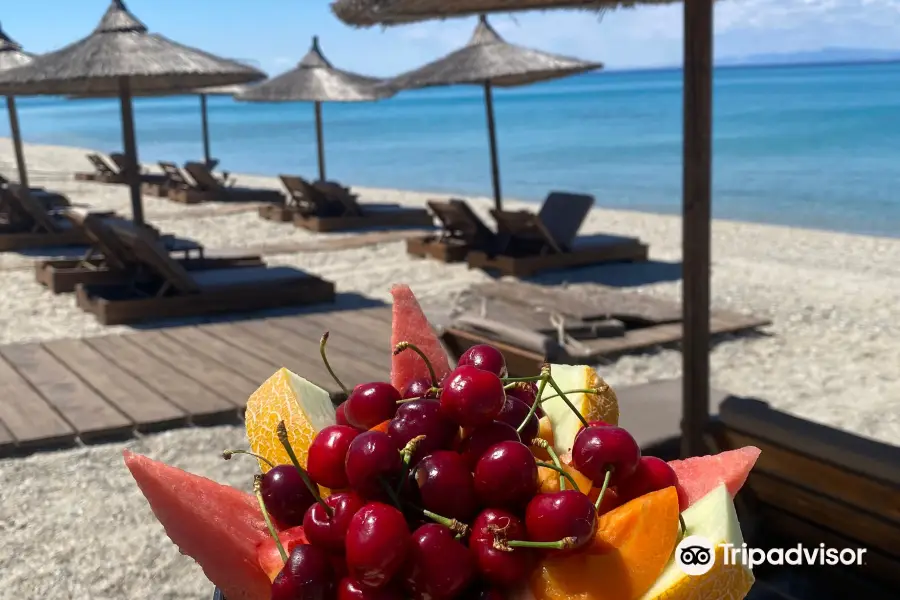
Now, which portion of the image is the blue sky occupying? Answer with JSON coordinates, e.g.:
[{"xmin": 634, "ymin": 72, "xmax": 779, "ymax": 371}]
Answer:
[{"xmin": 5, "ymin": 0, "xmax": 900, "ymax": 76}]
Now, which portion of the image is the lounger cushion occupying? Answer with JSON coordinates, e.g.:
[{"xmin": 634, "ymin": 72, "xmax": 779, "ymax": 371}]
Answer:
[{"xmin": 192, "ymin": 266, "xmax": 311, "ymax": 290}]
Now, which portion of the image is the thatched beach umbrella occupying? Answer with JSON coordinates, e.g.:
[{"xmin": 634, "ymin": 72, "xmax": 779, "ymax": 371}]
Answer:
[
  {"xmin": 69, "ymin": 83, "xmax": 251, "ymax": 168},
  {"xmin": 235, "ymin": 36, "xmax": 392, "ymax": 182},
  {"xmin": 332, "ymin": 0, "xmax": 715, "ymax": 459},
  {"xmin": 0, "ymin": 0, "xmax": 265, "ymax": 225},
  {"xmin": 385, "ymin": 16, "xmax": 600, "ymax": 210},
  {"xmin": 0, "ymin": 22, "xmax": 34, "ymax": 189}
]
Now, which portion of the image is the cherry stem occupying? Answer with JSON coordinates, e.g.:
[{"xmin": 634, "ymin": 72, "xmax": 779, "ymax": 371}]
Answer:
[
  {"xmin": 399, "ymin": 435, "xmax": 426, "ymax": 466},
  {"xmin": 496, "ymin": 537, "xmax": 578, "ymax": 552},
  {"xmin": 535, "ymin": 388, "xmax": 601, "ymax": 402},
  {"xmin": 517, "ymin": 371, "xmax": 550, "ymax": 435},
  {"xmin": 276, "ymin": 421, "xmax": 332, "ymax": 517},
  {"xmin": 222, "ymin": 449, "xmax": 275, "ymax": 469},
  {"xmin": 536, "ymin": 461, "xmax": 580, "ymax": 491},
  {"xmin": 544, "ymin": 367, "xmax": 589, "ymax": 429},
  {"xmin": 319, "ymin": 332, "xmax": 348, "ymax": 394},
  {"xmin": 253, "ymin": 475, "xmax": 287, "ymax": 563},
  {"xmin": 531, "ymin": 438, "xmax": 567, "ymax": 491},
  {"xmin": 679, "ymin": 514, "xmax": 687, "ymax": 537},
  {"xmin": 393, "ymin": 341, "xmax": 437, "ymax": 386},
  {"xmin": 378, "ymin": 478, "xmax": 469, "ymax": 536},
  {"xmin": 501, "ymin": 375, "xmax": 543, "ymax": 383},
  {"xmin": 594, "ymin": 469, "xmax": 612, "ymax": 511}
]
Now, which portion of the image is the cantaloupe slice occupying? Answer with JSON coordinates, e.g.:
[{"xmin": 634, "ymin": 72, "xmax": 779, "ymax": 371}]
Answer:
[{"xmin": 244, "ymin": 368, "xmax": 335, "ymax": 473}]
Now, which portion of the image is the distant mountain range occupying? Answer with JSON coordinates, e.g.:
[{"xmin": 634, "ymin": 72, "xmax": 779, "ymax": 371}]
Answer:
[{"xmin": 716, "ymin": 47, "xmax": 900, "ymax": 67}]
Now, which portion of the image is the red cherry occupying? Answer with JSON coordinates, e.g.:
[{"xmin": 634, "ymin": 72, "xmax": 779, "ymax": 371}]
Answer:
[
  {"xmin": 403, "ymin": 523, "xmax": 476, "ymax": 599},
  {"xmin": 271, "ymin": 544, "xmax": 336, "ymax": 600},
  {"xmin": 469, "ymin": 508, "xmax": 536, "ymax": 588},
  {"xmin": 458, "ymin": 344, "xmax": 508, "ymax": 378},
  {"xmin": 387, "ymin": 399, "xmax": 458, "ymax": 464},
  {"xmin": 524, "ymin": 490, "xmax": 597, "ymax": 551},
  {"xmin": 256, "ymin": 526, "xmax": 310, "ymax": 583},
  {"xmin": 344, "ymin": 382, "xmax": 401, "ymax": 430},
  {"xmin": 260, "ymin": 465, "xmax": 317, "ymax": 528},
  {"xmin": 440, "ymin": 365, "xmax": 506, "ymax": 428},
  {"xmin": 473, "ymin": 441, "xmax": 538, "ymax": 509},
  {"xmin": 469, "ymin": 585, "xmax": 506, "ymax": 600},
  {"xmin": 412, "ymin": 451, "xmax": 478, "ymax": 521},
  {"xmin": 308, "ymin": 425, "xmax": 360, "ymax": 490},
  {"xmin": 402, "ymin": 377, "xmax": 439, "ymax": 400},
  {"xmin": 616, "ymin": 456, "xmax": 685, "ymax": 507},
  {"xmin": 345, "ymin": 431, "xmax": 403, "ymax": 499},
  {"xmin": 505, "ymin": 381, "xmax": 539, "ymax": 408},
  {"xmin": 457, "ymin": 421, "xmax": 520, "ymax": 469},
  {"xmin": 336, "ymin": 402, "xmax": 351, "ymax": 427},
  {"xmin": 303, "ymin": 491, "xmax": 366, "ymax": 553},
  {"xmin": 337, "ymin": 577, "xmax": 404, "ymax": 600},
  {"xmin": 495, "ymin": 396, "xmax": 539, "ymax": 445},
  {"xmin": 345, "ymin": 502, "xmax": 411, "ymax": 589},
  {"xmin": 572, "ymin": 425, "xmax": 641, "ymax": 487}
]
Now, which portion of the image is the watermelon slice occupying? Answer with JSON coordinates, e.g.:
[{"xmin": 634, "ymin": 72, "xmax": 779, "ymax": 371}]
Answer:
[
  {"xmin": 124, "ymin": 451, "xmax": 272, "ymax": 600},
  {"xmin": 390, "ymin": 284, "xmax": 452, "ymax": 391},
  {"xmin": 668, "ymin": 446, "xmax": 761, "ymax": 510}
]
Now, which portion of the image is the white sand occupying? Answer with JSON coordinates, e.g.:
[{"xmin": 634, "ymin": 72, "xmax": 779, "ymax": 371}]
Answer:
[{"xmin": 1, "ymin": 140, "xmax": 898, "ymax": 599}]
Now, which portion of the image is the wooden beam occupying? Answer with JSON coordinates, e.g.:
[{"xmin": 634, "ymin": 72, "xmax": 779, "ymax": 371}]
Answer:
[{"xmin": 681, "ymin": 0, "xmax": 714, "ymax": 457}]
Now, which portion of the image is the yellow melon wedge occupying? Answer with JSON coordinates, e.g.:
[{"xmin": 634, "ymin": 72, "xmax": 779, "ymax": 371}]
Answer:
[
  {"xmin": 539, "ymin": 364, "xmax": 619, "ymax": 457},
  {"xmin": 640, "ymin": 484, "xmax": 755, "ymax": 600},
  {"xmin": 245, "ymin": 368, "xmax": 336, "ymax": 473}
]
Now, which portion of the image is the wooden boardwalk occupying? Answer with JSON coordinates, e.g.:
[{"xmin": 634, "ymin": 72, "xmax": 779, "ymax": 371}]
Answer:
[{"xmin": 0, "ymin": 303, "xmax": 395, "ymax": 458}]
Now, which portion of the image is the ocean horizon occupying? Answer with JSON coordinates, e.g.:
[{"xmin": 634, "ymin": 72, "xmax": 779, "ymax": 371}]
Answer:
[{"xmin": 2, "ymin": 60, "xmax": 899, "ymax": 239}]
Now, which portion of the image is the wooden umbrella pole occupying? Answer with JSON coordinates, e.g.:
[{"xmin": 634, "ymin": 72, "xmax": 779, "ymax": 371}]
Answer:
[
  {"xmin": 118, "ymin": 77, "xmax": 145, "ymax": 225},
  {"xmin": 5, "ymin": 96, "xmax": 29, "ymax": 190},
  {"xmin": 483, "ymin": 80, "xmax": 502, "ymax": 211},
  {"xmin": 314, "ymin": 101, "xmax": 326, "ymax": 182},
  {"xmin": 681, "ymin": 0, "xmax": 714, "ymax": 458},
  {"xmin": 200, "ymin": 94, "xmax": 211, "ymax": 167}
]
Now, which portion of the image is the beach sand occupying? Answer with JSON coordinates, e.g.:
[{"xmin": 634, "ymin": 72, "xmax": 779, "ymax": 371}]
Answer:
[{"xmin": 0, "ymin": 140, "xmax": 898, "ymax": 599}]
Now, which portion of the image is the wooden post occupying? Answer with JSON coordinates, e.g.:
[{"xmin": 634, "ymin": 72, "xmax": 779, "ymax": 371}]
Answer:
[
  {"xmin": 5, "ymin": 96, "xmax": 29, "ymax": 190},
  {"xmin": 200, "ymin": 94, "xmax": 211, "ymax": 166},
  {"xmin": 483, "ymin": 80, "xmax": 502, "ymax": 211},
  {"xmin": 118, "ymin": 77, "xmax": 144, "ymax": 225},
  {"xmin": 681, "ymin": 0, "xmax": 714, "ymax": 458},
  {"xmin": 314, "ymin": 101, "xmax": 326, "ymax": 182}
]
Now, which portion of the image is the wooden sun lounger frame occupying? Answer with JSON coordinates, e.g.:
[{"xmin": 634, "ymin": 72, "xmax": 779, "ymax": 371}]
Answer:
[
  {"xmin": 75, "ymin": 222, "xmax": 335, "ymax": 325},
  {"xmin": 711, "ymin": 397, "xmax": 900, "ymax": 594},
  {"xmin": 34, "ymin": 212, "xmax": 261, "ymax": 294},
  {"xmin": 168, "ymin": 162, "xmax": 283, "ymax": 205},
  {"xmin": 0, "ymin": 186, "xmax": 89, "ymax": 251},
  {"xmin": 73, "ymin": 153, "xmax": 126, "ymax": 184},
  {"xmin": 406, "ymin": 199, "xmax": 495, "ymax": 263},
  {"xmin": 258, "ymin": 175, "xmax": 336, "ymax": 222},
  {"xmin": 466, "ymin": 194, "xmax": 649, "ymax": 277}
]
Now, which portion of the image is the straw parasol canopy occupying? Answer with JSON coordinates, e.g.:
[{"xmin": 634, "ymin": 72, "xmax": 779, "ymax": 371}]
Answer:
[
  {"xmin": 0, "ymin": 0, "xmax": 266, "ymax": 225},
  {"xmin": 386, "ymin": 16, "xmax": 601, "ymax": 210},
  {"xmin": 236, "ymin": 36, "xmax": 393, "ymax": 182},
  {"xmin": 331, "ymin": 0, "xmax": 672, "ymax": 26},
  {"xmin": 0, "ymin": 22, "xmax": 35, "ymax": 189},
  {"xmin": 68, "ymin": 83, "xmax": 255, "ymax": 167}
]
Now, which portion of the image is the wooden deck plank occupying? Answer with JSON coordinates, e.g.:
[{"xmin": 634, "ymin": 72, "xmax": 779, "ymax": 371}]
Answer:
[
  {"xmin": 272, "ymin": 310, "xmax": 391, "ymax": 373},
  {"xmin": 201, "ymin": 322, "xmax": 346, "ymax": 390},
  {"xmin": 86, "ymin": 335, "xmax": 237, "ymax": 423},
  {"xmin": 0, "ymin": 344, "xmax": 132, "ymax": 441},
  {"xmin": 162, "ymin": 326, "xmax": 281, "ymax": 386},
  {"xmin": 239, "ymin": 318, "xmax": 386, "ymax": 386},
  {"xmin": 43, "ymin": 339, "xmax": 188, "ymax": 432},
  {"xmin": 0, "ymin": 355, "xmax": 75, "ymax": 449},
  {"xmin": 124, "ymin": 331, "xmax": 259, "ymax": 407}
]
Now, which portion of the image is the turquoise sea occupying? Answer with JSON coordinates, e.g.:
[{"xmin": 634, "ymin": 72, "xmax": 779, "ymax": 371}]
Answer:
[{"xmin": 2, "ymin": 61, "xmax": 900, "ymax": 238}]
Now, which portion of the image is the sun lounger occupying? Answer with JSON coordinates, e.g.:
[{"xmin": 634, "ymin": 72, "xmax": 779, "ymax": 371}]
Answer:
[
  {"xmin": 35, "ymin": 209, "xmax": 262, "ymax": 294},
  {"xmin": 464, "ymin": 192, "xmax": 649, "ymax": 277},
  {"xmin": 406, "ymin": 199, "xmax": 496, "ymax": 263},
  {"xmin": 0, "ymin": 173, "xmax": 70, "ymax": 209},
  {"xmin": 73, "ymin": 153, "xmax": 126, "ymax": 184},
  {"xmin": 711, "ymin": 396, "xmax": 900, "ymax": 594},
  {"xmin": 75, "ymin": 221, "xmax": 335, "ymax": 325},
  {"xmin": 439, "ymin": 281, "xmax": 769, "ymax": 376},
  {"xmin": 0, "ymin": 185, "xmax": 90, "ymax": 251},
  {"xmin": 283, "ymin": 176, "xmax": 432, "ymax": 233},
  {"xmin": 168, "ymin": 162, "xmax": 283, "ymax": 205}
]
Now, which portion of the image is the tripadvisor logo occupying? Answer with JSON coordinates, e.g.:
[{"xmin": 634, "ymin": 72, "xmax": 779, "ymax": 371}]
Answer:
[{"xmin": 675, "ymin": 536, "xmax": 867, "ymax": 576}]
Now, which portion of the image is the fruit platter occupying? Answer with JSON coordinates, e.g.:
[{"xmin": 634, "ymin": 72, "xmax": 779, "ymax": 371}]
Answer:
[{"xmin": 125, "ymin": 284, "xmax": 760, "ymax": 600}]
